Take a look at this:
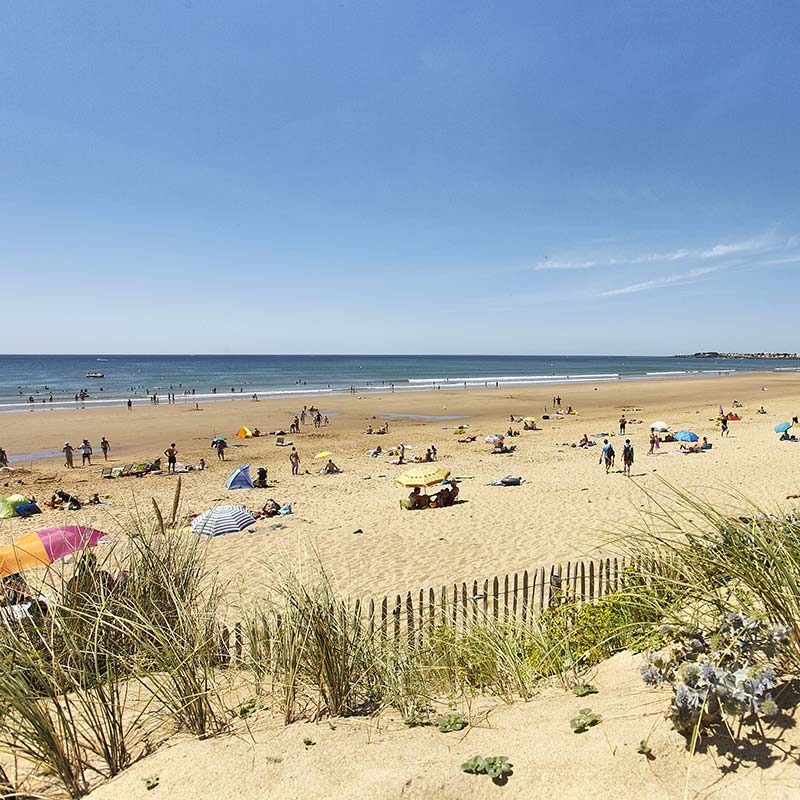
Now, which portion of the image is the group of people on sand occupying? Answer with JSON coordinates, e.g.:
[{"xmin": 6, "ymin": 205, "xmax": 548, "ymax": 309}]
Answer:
[
  {"xmin": 44, "ymin": 489, "xmax": 103, "ymax": 511},
  {"xmin": 364, "ymin": 422, "xmax": 390, "ymax": 435},
  {"xmin": 404, "ymin": 479, "xmax": 459, "ymax": 510},
  {"xmin": 289, "ymin": 407, "xmax": 329, "ymax": 434},
  {"xmin": 680, "ymin": 437, "xmax": 712, "ymax": 453},
  {"xmin": 62, "ymin": 438, "xmax": 111, "ymax": 468},
  {"xmin": 599, "ymin": 438, "xmax": 635, "ymax": 476}
]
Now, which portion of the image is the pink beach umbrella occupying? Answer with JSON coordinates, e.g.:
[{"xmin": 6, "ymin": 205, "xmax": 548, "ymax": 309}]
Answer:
[{"xmin": 0, "ymin": 525, "xmax": 106, "ymax": 578}]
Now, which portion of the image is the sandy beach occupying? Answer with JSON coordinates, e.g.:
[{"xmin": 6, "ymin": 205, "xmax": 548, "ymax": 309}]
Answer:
[{"xmin": 2, "ymin": 371, "xmax": 798, "ymax": 603}]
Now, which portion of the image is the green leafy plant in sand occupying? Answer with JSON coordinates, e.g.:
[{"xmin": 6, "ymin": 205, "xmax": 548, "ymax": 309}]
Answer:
[
  {"xmin": 461, "ymin": 755, "xmax": 512, "ymax": 782},
  {"xmin": 570, "ymin": 708, "xmax": 602, "ymax": 733},
  {"xmin": 436, "ymin": 713, "xmax": 468, "ymax": 733}
]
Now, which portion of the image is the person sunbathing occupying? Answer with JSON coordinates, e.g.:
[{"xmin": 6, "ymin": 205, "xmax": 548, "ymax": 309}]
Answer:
[
  {"xmin": 756, "ymin": 406, "xmax": 767, "ymax": 414},
  {"xmin": 322, "ymin": 459, "xmax": 341, "ymax": 474},
  {"xmin": 260, "ymin": 499, "xmax": 280, "ymax": 518},
  {"xmin": 577, "ymin": 434, "xmax": 590, "ymax": 447}
]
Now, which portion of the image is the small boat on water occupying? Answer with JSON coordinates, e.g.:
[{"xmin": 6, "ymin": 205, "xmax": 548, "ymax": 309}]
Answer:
[{"xmin": 86, "ymin": 372, "xmax": 104, "ymax": 378}]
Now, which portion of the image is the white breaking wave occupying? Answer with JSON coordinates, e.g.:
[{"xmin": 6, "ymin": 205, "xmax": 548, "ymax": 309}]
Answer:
[{"xmin": 408, "ymin": 373, "xmax": 619, "ymax": 384}]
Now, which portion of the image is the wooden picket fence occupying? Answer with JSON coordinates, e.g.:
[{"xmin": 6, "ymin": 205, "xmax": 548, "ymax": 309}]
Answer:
[{"xmin": 216, "ymin": 554, "xmax": 656, "ymax": 664}]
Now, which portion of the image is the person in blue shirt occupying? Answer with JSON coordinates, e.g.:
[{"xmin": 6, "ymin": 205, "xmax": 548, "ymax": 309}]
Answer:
[{"xmin": 601, "ymin": 439, "xmax": 615, "ymax": 474}]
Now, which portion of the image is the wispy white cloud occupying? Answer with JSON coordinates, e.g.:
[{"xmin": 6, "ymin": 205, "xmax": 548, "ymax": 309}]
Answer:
[
  {"xmin": 535, "ymin": 235, "xmax": 773, "ymax": 271},
  {"xmin": 600, "ymin": 266, "xmax": 721, "ymax": 297}
]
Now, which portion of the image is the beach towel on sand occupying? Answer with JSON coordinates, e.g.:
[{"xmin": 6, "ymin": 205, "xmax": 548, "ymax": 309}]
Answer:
[{"xmin": 488, "ymin": 476, "xmax": 524, "ymax": 486}]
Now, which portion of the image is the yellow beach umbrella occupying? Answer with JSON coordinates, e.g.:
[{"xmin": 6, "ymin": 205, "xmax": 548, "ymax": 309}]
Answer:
[
  {"xmin": 314, "ymin": 451, "xmax": 333, "ymax": 459},
  {"xmin": 395, "ymin": 464, "xmax": 451, "ymax": 487},
  {"xmin": 523, "ymin": 417, "xmax": 536, "ymax": 423}
]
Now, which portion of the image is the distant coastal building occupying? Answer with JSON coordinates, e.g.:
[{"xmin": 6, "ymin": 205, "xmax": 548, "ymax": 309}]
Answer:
[{"xmin": 674, "ymin": 352, "xmax": 800, "ymax": 360}]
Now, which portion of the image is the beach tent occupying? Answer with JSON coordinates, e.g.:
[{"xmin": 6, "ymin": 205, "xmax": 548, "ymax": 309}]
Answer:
[
  {"xmin": 226, "ymin": 464, "xmax": 254, "ymax": 490},
  {"xmin": 237, "ymin": 427, "xmax": 253, "ymax": 439},
  {"xmin": 0, "ymin": 500, "xmax": 17, "ymax": 519},
  {"xmin": 0, "ymin": 525, "xmax": 106, "ymax": 578},
  {"xmin": 5, "ymin": 495, "xmax": 28, "ymax": 508}
]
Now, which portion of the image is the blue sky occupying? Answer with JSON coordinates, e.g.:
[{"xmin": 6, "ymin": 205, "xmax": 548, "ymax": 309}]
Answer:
[{"xmin": 1, "ymin": 1, "xmax": 798, "ymax": 354}]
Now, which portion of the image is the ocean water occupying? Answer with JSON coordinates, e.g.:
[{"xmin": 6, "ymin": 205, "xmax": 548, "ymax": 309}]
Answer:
[{"xmin": 1, "ymin": 354, "xmax": 799, "ymax": 412}]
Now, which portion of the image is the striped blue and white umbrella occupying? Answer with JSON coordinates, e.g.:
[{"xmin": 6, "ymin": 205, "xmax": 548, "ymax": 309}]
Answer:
[{"xmin": 191, "ymin": 505, "xmax": 256, "ymax": 537}]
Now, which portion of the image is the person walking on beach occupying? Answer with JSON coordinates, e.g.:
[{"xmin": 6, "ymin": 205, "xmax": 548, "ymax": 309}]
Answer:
[
  {"xmin": 164, "ymin": 443, "xmax": 178, "ymax": 474},
  {"xmin": 63, "ymin": 442, "xmax": 75, "ymax": 469},
  {"xmin": 600, "ymin": 439, "xmax": 614, "ymax": 474},
  {"xmin": 100, "ymin": 437, "xmax": 110, "ymax": 461},
  {"xmin": 720, "ymin": 417, "xmax": 729, "ymax": 437},
  {"xmin": 619, "ymin": 415, "xmax": 627, "ymax": 434},
  {"xmin": 556, "ymin": 395, "xmax": 561, "ymax": 407},
  {"xmin": 289, "ymin": 447, "xmax": 300, "ymax": 475},
  {"xmin": 80, "ymin": 439, "xmax": 92, "ymax": 466},
  {"xmin": 127, "ymin": 398, "xmax": 132, "ymax": 410},
  {"xmin": 622, "ymin": 439, "xmax": 634, "ymax": 476},
  {"xmin": 215, "ymin": 438, "xmax": 227, "ymax": 461}
]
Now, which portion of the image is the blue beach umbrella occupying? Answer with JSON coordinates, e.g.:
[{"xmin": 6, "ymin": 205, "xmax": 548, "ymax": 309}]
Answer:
[
  {"xmin": 674, "ymin": 431, "xmax": 699, "ymax": 442},
  {"xmin": 191, "ymin": 505, "xmax": 256, "ymax": 537},
  {"xmin": 774, "ymin": 422, "xmax": 792, "ymax": 433}
]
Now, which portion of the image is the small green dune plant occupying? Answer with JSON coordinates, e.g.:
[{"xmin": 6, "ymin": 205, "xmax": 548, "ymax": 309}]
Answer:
[{"xmin": 461, "ymin": 755, "xmax": 512, "ymax": 783}]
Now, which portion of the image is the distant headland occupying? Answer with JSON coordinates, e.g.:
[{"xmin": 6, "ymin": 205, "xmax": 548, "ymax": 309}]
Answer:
[{"xmin": 673, "ymin": 352, "xmax": 800, "ymax": 359}]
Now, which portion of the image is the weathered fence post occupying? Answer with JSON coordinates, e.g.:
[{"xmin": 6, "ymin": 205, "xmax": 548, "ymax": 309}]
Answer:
[
  {"xmin": 548, "ymin": 564, "xmax": 563, "ymax": 606},
  {"xmin": 521, "ymin": 570, "xmax": 529, "ymax": 624}
]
